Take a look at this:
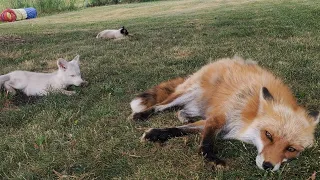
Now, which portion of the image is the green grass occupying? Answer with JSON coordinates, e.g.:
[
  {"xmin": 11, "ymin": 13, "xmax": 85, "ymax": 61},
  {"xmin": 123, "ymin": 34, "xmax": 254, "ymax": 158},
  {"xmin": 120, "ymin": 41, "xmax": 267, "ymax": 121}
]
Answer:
[
  {"xmin": 0, "ymin": 0, "xmax": 320, "ymax": 179},
  {"xmin": 0, "ymin": 0, "xmax": 163, "ymax": 16},
  {"xmin": 0, "ymin": 0, "xmax": 83, "ymax": 15}
]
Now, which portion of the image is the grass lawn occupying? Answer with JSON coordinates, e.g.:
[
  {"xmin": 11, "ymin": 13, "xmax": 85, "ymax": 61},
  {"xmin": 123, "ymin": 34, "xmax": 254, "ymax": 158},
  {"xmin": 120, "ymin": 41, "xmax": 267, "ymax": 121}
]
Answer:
[
  {"xmin": 0, "ymin": 0, "xmax": 85, "ymax": 16},
  {"xmin": 0, "ymin": 0, "xmax": 319, "ymax": 179}
]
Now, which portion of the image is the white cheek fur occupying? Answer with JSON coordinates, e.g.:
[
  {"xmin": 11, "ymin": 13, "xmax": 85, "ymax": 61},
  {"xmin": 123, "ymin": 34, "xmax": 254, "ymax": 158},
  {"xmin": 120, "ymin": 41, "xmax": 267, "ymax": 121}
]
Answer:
[
  {"xmin": 272, "ymin": 163, "xmax": 281, "ymax": 171},
  {"xmin": 255, "ymin": 154, "xmax": 264, "ymax": 170},
  {"xmin": 237, "ymin": 125, "xmax": 264, "ymax": 153},
  {"xmin": 254, "ymin": 133, "xmax": 264, "ymax": 153}
]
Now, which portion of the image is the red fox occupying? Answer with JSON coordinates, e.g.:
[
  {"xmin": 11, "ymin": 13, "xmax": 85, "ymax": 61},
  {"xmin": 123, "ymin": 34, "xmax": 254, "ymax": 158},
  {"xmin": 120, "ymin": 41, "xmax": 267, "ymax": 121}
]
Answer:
[{"xmin": 130, "ymin": 56, "xmax": 319, "ymax": 171}]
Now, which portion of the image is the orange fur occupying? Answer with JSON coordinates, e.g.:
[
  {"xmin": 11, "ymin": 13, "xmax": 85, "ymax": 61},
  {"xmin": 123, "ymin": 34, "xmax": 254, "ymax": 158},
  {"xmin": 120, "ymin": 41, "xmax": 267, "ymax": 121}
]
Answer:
[
  {"xmin": 136, "ymin": 57, "xmax": 319, "ymax": 171},
  {"xmin": 137, "ymin": 77, "xmax": 185, "ymax": 109}
]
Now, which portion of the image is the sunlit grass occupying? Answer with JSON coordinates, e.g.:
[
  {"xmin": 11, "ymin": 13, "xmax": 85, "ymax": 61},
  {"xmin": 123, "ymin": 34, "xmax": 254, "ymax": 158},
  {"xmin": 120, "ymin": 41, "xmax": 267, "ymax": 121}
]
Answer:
[{"xmin": 0, "ymin": 0, "xmax": 319, "ymax": 179}]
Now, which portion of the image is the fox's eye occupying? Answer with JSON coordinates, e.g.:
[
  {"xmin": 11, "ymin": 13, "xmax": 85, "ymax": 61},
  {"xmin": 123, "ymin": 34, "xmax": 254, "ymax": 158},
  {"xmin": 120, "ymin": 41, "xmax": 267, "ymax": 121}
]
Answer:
[
  {"xmin": 265, "ymin": 131, "xmax": 273, "ymax": 141},
  {"xmin": 70, "ymin": 75, "xmax": 75, "ymax": 77},
  {"xmin": 287, "ymin": 147, "xmax": 296, "ymax": 152}
]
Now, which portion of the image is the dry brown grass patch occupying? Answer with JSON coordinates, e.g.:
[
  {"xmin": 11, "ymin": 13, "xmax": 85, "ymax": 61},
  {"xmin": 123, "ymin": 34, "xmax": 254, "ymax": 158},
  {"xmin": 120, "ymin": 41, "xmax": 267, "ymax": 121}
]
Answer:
[
  {"xmin": 171, "ymin": 46, "xmax": 193, "ymax": 59},
  {"xmin": 0, "ymin": 50, "xmax": 23, "ymax": 60},
  {"xmin": 0, "ymin": 35, "xmax": 26, "ymax": 44}
]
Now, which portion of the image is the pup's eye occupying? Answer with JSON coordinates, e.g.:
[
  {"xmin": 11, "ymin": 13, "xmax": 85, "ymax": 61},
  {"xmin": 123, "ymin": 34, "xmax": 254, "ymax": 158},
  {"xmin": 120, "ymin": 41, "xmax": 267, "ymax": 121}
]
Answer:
[
  {"xmin": 287, "ymin": 147, "xmax": 296, "ymax": 152},
  {"xmin": 265, "ymin": 131, "xmax": 273, "ymax": 141},
  {"xmin": 70, "ymin": 75, "xmax": 75, "ymax": 77}
]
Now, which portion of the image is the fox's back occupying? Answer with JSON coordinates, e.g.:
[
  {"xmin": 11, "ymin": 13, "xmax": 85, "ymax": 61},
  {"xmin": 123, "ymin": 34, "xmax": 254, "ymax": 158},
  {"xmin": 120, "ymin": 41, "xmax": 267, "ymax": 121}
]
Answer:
[{"xmin": 192, "ymin": 58, "xmax": 297, "ymax": 121}]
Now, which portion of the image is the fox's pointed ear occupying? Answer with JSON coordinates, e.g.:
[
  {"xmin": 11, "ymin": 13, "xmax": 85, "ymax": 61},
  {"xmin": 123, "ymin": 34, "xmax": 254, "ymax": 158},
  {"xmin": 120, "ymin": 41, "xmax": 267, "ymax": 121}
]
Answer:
[
  {"xmin": 71, "ymin": 55, "xmax": 80, "ymax": 64},
  {"xmin": 57, "ymin": 58, "xmax": 68, "ymax": 70},
  {"xmin": 309, "ymin": 111, "xmax": 319, "ymax": 125},
  {"xmin": 259, "ymin": 87, "xmax": 273, "ymax": 113},
  {"xmin": 261, "ymin": 87, "xmax": 274, "ymax": 102}
]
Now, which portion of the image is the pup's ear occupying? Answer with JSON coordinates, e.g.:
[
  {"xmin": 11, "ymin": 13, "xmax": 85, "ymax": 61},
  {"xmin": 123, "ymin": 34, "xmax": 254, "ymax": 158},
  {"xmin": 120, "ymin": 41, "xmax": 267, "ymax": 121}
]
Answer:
[
  {"xmin": 309, "ymin": 111, "xmax": 319, "ymax": 125},
  {"xmin": 57, "ymin": 58, "xmax": 68, "ymax": 70},
  {"xmin": 122, "ymin": 26, "xmax": 125, "ymax": 29},
  {"xmin": 71, "ymin": 55, "xmax": 80, "ymax": 64}
]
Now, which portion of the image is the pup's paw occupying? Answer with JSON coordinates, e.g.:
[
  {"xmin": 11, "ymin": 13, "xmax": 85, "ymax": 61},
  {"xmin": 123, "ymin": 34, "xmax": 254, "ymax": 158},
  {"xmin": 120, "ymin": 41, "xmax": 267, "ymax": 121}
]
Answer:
[
  {"xmin": 81, "ymin": 81, "xmax": 89, "ymax": 87},
  {"xmin": 65, "ymin": 91, "xmax": 76, "ymax": 96}
]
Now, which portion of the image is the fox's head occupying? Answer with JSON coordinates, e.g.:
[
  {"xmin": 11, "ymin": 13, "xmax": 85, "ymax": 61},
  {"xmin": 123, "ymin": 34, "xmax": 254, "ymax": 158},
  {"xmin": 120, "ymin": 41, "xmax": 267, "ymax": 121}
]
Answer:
[
  {"xmin": 252, "ymin": 87, "xmax": 319, "ymax": 171},
  {"xmin": 57, "ymin": 55, "xmax": 86, "ymax": 87}
]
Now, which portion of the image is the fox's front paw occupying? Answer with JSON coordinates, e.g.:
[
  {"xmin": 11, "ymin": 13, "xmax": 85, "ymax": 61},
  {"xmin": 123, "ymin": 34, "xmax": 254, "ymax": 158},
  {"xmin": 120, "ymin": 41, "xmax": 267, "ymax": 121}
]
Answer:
[
  {"xmin": 140, "ymin": 128, "xmax": 170, "ymax": 143},
  {"xmin": 132, "ymin": 108, "xmax": 155, "ymax": 121},
  {"xmin": 132, "ymin": 112, "xmax": 148, "ymax": 121},
  {"xmin": 199, "ymin": 146, "xmax": 227, "ymax": 171},
  {"xmin": 206, "ymin": 159, "xmax": 228, "ymax": 171}
]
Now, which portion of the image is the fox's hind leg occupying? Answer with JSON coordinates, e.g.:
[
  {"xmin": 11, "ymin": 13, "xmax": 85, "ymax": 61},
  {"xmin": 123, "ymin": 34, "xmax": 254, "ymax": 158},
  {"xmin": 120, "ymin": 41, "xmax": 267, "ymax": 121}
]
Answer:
[
  {"xmin": 177, "ymin": 100, "xmax": 203, "ymax": 123},
  {"xmin": 153, "ymin": 91, "xmax": 192, "ymax": 111},
  {"xmin": 177, "ymin": 109, "xmax": 200, "ymax": 123},
  {"xmin": 132, "ymin": 92, "xmax": 183, "ymax": 120},
  {"xmin": 132, "ymin": 89, "xmax": 200, "ymax": 120},
  {"xmin": 130, "ymin": 77, "xmax": 185, "ymax": 114},
  {"xmin": 130, "ymin": 77, "xmax": 185, "ymax": 120},
  {"xmin": 133, "ymin": 85, "xmax": 203, "ymax": 121}
]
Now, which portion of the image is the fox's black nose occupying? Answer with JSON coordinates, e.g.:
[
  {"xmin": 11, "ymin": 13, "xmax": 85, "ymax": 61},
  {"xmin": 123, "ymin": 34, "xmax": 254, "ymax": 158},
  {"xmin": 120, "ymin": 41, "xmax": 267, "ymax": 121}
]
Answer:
[{"xmin": 262, "ymin": 161, "xmax": 274, "ymax": 170}]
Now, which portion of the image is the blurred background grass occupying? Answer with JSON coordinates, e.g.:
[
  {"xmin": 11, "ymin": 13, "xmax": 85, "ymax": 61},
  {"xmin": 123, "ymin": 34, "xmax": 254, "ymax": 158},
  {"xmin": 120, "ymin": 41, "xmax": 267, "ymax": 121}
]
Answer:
[{"xmin": 0, "ymin": 0, "xmax": 163, "ymax": 16}]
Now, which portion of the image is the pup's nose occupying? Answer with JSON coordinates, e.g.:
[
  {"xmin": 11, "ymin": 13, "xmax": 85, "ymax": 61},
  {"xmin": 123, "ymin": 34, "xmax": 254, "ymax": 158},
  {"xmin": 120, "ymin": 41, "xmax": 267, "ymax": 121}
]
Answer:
[{"xmin": 262, "ymin": 161, "xmax": 274, "ymax": 170}]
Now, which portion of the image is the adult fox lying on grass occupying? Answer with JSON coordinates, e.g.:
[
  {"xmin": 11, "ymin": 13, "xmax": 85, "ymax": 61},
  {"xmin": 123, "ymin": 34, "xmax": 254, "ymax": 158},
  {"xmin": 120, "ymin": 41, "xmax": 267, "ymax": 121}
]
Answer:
[{"xmin": 130, "ymin": 57, "xmax": 319, "ymax": 171}]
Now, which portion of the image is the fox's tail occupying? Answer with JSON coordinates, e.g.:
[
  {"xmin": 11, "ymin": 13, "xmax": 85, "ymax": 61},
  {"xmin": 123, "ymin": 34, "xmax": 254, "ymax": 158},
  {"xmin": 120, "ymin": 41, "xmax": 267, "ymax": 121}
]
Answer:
[
  {"xmin": 130, "ymin": 77, "xmax": 185, "ymax": 113},
  {"xmin": 0, "ymin": 74, "xmax": 9, "ymax": 87}
]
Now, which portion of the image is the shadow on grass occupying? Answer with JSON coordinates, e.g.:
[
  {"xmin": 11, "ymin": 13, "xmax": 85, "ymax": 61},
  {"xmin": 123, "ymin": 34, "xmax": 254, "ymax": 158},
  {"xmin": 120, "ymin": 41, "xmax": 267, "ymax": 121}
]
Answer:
[{"xmin": 0, "ymin": 90, "xmax": 42, "ymax": 107}]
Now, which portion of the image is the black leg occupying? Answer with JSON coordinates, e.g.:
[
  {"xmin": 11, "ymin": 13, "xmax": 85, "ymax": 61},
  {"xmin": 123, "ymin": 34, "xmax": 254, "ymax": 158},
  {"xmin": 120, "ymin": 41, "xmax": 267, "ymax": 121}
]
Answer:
[
  {"xmin": 200, "ymin": 128, "xmax": 226, "ymax": 168},
  {"xmin": 132, "ymin": 108, "xmax": 155, "ymax": 121},
  {"xmin": 141, "ymin": 128, "xmax": 191, "ymax": 143}
]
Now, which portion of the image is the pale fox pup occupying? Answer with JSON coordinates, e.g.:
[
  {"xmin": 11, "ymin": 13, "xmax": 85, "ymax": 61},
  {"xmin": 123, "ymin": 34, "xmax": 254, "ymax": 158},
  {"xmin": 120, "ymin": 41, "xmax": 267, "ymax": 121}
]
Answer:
[
  {"xmin": 130, "ymin": 57, "xmax": 319, "ymax": 171},
  {"xmin": 0, "ymin": 55, "xmax": 88, "ymax": 96},
  {"xmin": 96, "ymin": 26, "xmax": 129, "ymax": 39}
]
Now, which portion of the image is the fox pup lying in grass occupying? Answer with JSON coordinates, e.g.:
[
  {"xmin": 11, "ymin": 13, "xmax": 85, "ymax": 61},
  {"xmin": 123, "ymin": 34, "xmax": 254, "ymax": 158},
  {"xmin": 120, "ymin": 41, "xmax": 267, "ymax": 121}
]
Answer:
[
  {"xmin": 130, "ymin": 57, "xmax": 319, "ymax": 171},
  {"xmin": 0, "ymin": 55, "xmax": 88, "ymax": 96},
  {"xmin": 96, "ymin": 26, "xmax": 129, "ymax": 40}
]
